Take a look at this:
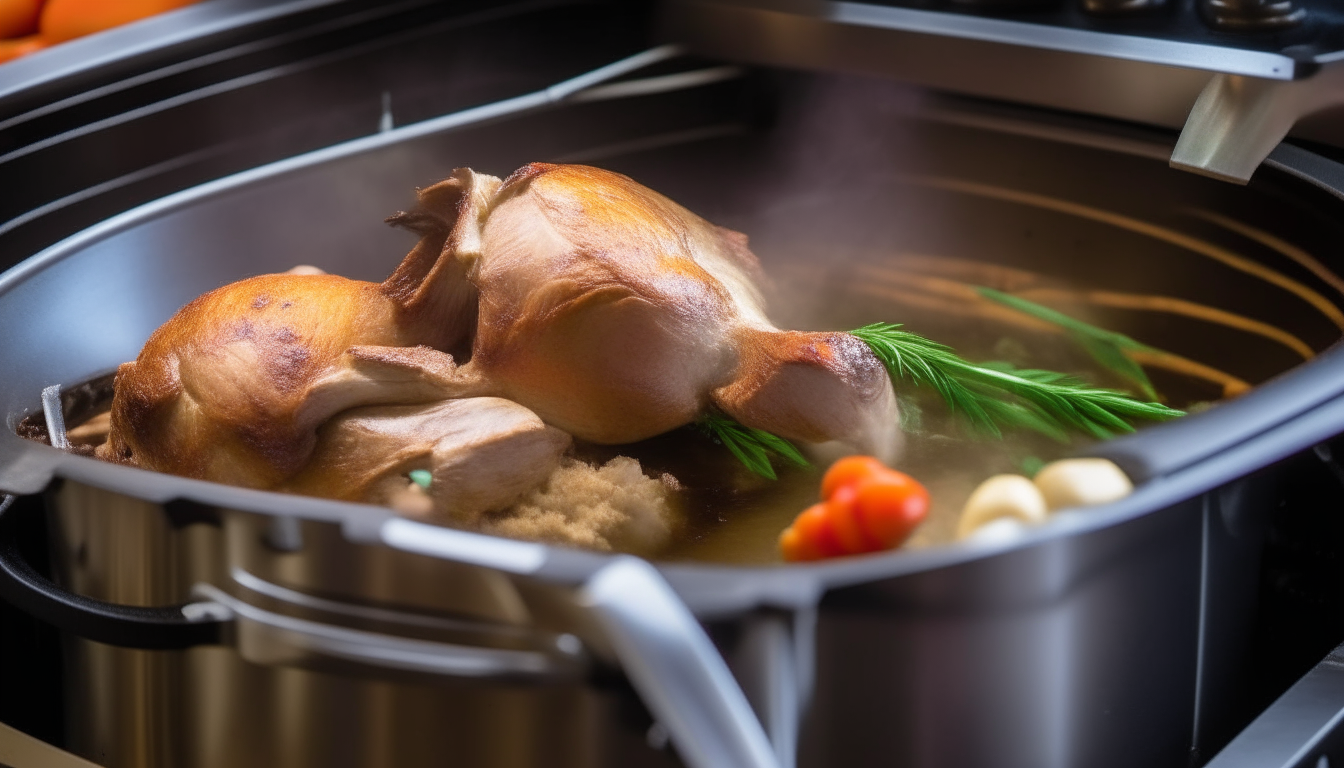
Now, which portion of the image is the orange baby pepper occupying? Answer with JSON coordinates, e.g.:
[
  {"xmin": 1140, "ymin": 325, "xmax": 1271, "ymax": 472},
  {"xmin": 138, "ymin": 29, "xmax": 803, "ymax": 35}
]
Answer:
[
  {"xmin": 819, "ymin": 455, "xmax": 885, "ymax": 500},
  {"xmin": 781, "ymin": 456, "xmax": 929, "ymax": 562},
  {"xmin": 0, "ymin": 0, "xmax": 42, "ymax": 39},
  {"xmin": 0, "ymin": 34, "xmax": 44, "ymax": 63},
  {"xmin": 40, "ymin": 0, "xmax": 198, "ymax": 45}
]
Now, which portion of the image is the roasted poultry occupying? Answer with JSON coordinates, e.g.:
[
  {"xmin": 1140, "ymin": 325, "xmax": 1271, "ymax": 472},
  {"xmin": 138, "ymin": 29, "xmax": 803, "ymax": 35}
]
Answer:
[{"xmin": 98, "ymin": 163, "xmax": 900, "ymax": 514}]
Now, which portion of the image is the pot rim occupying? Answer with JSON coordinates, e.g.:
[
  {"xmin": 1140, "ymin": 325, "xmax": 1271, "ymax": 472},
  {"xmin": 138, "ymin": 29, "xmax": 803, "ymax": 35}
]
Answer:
[{"xmin": 0, "ymin": 0, "xmax": 347, "ymax": 105}]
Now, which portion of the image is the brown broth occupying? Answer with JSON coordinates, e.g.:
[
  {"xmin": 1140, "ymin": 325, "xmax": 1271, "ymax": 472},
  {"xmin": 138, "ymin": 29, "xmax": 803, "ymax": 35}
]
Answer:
[
  {"xmin": 46, "ymin": 264, "xmax": 1229, "ymax": 567},
  {"xmin": 615, "ymin": 265, "xmax": 1225, "ymax": 566}
]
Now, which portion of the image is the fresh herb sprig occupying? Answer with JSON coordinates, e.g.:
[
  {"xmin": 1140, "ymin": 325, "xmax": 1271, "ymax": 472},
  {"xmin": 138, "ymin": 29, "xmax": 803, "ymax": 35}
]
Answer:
[
  {"xmin": 698, "ymin": 412, "xmax": 809, "ymax": 480},
  {"xmin": 977, "ymin": 286, "xmax": 1161, "ymax": 400},
  {"xmin": 700, "ymin": 322, "xmax": 1182, "ymax": 479},
  {"xmin": 850, "ymin": 323, "xmax": 1183, "ymax": 441}
]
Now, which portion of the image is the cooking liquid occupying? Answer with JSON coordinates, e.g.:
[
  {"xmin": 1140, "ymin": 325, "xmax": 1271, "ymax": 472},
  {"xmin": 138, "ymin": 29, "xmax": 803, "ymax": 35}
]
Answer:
[
  {"xmin": 53, "ymin": 269, "xmax": 1227, "ymax": 566},
  {"xmin": 52, "ymin": 363, "xmax": 1218, "ymax": 567},
  {"xmin": 567, "ymin": 290, "xmax": 1222, "ymax": 565}
]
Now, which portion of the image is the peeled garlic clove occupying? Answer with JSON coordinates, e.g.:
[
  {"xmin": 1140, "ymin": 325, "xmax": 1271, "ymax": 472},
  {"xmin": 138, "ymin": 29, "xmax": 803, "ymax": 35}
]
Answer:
[
  {"xmin": 964, "ymin": 516, "xmax": 1027, "ymax": 545},
  {"xmin": 1033, "ymin": 458, "xmax": 1133, "ymax": 512},
  {"xmin": 957, "ymin": 474, "xmax": 1048, "ymax": 540}
]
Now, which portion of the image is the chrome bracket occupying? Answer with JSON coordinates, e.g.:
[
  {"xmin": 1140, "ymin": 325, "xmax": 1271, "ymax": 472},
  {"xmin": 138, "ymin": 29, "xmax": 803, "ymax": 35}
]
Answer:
[{"xmin": 1171, "ymin": 60, "xmax": 1344, "ymax": 184}]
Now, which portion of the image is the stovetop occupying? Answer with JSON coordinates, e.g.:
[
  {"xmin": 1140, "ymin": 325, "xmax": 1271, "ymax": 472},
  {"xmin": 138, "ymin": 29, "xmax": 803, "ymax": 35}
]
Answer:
[{"xmin": 857, "ymin": 0, "xmax": 1344, "ymax": 65}]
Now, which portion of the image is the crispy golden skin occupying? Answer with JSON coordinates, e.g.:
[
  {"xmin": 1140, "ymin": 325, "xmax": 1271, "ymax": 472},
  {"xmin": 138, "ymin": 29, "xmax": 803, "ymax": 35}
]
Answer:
[
  {"xmin": 98, "ymin": 168, "xmax": 499, "ymax": 490},
  {"xmin": 99, "ymin": 163, "xmax": 899, "ymax": 506}
]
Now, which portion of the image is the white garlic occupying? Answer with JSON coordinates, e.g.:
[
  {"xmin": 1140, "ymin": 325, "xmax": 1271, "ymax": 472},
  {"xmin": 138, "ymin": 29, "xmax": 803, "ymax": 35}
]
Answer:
[
  {"xmin": 957, "ymin": 474, "xmax": 1048, "ymax": 540},
  {"xmin": 963, "ymin": 516, "xmax": 1027, "ymax": 545},
  {"xmin": 1033, "ymin": 458, "xmax": 1133, "ymax": 512}
]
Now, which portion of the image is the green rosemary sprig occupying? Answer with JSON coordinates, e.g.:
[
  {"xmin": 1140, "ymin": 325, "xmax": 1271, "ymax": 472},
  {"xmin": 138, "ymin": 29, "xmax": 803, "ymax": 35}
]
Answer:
[
  {"xmin": 977, "ymin": 286, "xmax": 1160, "ymax": 400},
  {"xmin": 850, "ymin": 323, "xmax": 1184, "ymax": 441},
  {"xmin": 698, "ymin": 412, "xmax": 809, "ymax": 480}
]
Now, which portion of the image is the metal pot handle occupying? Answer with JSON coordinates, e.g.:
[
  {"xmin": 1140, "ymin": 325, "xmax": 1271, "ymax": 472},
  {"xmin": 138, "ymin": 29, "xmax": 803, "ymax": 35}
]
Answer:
[
  {"xmin": 0, "ymin": 720, "xmax": 106, "ymax": 768},
  {"xmin": 0, "ymin": 494, "xmax": 228, "ymax": 649},
  {"xmin": 580, "ymin": 557, "xmax": 783, "ymax": 768},
  {"xmin": 1204, "ymin": 640, "xmax": 1344, "ymax": 768},
  {"xmin": 380, "ymin": 520, "xmax": 785, "ymax": 768}
]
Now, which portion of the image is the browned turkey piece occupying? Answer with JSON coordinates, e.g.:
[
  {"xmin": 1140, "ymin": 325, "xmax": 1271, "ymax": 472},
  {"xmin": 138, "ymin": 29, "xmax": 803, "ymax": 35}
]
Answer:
[{"xmin": 97, "ymin": 163, "xmax": 900, "ymax": 516}]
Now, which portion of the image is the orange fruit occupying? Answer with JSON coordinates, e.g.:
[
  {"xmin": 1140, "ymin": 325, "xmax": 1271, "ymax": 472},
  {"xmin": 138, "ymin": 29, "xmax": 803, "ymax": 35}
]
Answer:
[
  {"xmin": 0, "ymin": 0, "xmax": 41, "ymax": 38},
  {"xmin": 0, "ymin": 33, "xmax": 45, "ymax": 63},
  {"xmin": 40, "ymin": 0, "xmax": 197, "ymax": 44}
]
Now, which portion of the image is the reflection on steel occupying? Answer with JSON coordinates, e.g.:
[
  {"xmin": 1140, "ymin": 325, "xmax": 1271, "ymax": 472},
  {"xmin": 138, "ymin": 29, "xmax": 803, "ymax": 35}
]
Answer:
[
  {"xmin": 40, "ymin": 384, "xmax": 69, "ymax": 451},
  {"xmin": 1082, "ymin": 0, "xmax": 1169, "ymax": 14},
  {"xmin": 193, "ymin": 582, "xmax": 585, "ymax": 683},
  {"xmin": 1171, "ymin": 63, "xmax": 1344, "ymax": 183},
  {"xmin": 0, "ymin": 720, "xmax": 104, "ymax": 768},
  {"xmin": 229, "ymin": 566, "xmax": 535, "ymax": 635},
  {"xmin": 948, "ymin": 0, "xmax": 1059, "ymax": 8},
  {"xmin": 582, "ymin": 557, "xmax": 781, "ymax": 768},
  {"xmin": 380, "ymin": 517, "xmax": 547, "ymax": 574},
  {"xmin": 1205, "ymin": 641, "xmax": 1344, "ymax": 767},
  {"xmin": 894, "ymin": 174, "xmax": 1344, "ymax": 330},
  {"xmin": 1200, "ymin": 0, "xmax": 1306, "ymax": 31},
  {"xmin": 732, "ymin": 611, "xmax": 815, "ymax": 768},
  {"xmin": 819, "ymin": 1, "xmax": 1298, "ymax": 77}
]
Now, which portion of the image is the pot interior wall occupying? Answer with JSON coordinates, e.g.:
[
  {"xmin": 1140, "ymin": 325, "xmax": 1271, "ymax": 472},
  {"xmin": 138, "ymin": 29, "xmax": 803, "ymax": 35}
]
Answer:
[
  {"xmin": 7, "ymin": 73, "xmax": 1343, "ymax": 416},
  {"xmin": 12, "ymin": 69, "xmax": 1344, "ymax": 562}
]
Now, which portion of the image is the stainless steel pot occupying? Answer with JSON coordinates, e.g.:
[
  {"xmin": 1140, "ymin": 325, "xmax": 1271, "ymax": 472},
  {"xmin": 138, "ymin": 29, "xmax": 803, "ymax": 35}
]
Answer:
[{"xmin": 3, "ymin": 43, "xmax": 1344, "ymax": 768}]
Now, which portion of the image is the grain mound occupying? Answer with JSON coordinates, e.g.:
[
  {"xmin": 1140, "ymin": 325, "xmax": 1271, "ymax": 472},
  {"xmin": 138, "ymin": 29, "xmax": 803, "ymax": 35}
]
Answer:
[{"xmin": 481, "ymin": 457, "xmax": 680, "ymax": 554}]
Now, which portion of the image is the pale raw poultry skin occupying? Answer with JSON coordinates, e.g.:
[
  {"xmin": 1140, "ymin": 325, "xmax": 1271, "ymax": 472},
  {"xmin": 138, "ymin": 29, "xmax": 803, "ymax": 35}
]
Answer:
[{"xmin": 98, "ymin": 163, "xmax": 900, "ymax": 515}]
